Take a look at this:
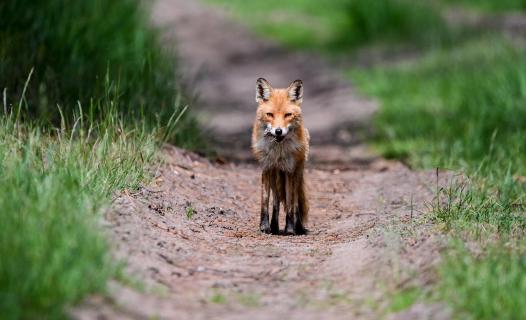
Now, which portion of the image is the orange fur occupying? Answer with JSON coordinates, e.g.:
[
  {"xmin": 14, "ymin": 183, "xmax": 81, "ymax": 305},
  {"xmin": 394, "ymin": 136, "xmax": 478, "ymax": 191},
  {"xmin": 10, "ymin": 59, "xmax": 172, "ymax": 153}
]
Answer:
[{"xmin": 252, "ymin": 78, "xmax": 309, "ymax": 235}]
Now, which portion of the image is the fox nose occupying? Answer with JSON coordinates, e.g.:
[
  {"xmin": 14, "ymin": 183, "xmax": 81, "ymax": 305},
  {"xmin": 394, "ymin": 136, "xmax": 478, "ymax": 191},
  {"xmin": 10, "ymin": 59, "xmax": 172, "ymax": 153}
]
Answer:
[{"xmin": 275, "ymin": 128, "xmax": 283, "ymax": 136}]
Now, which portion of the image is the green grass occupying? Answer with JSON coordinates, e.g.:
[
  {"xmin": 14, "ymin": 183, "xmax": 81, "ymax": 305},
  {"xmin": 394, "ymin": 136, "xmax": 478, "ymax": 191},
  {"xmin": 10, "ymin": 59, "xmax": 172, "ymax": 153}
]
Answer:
[
  {"xmin": 210, "ymin": 292, "xmax": 227, "ymax": 304},
  {"xmin": 0, "ymin": 0, "xmax": 206, "ymax": 149},
  {"xmin": 388, "ymin": 287, "xmax": 423, "ymax": 313},
  {"xmin": 207, "ymin": 0, "xmax": 453, "ymax": 52},
  {"xmin": 1, "ymin": 0, "xmax": 163, "ymax": 115},
  {"xmin": 336, "ymin": 0, "xmax": 451, "ymax": 49},
  {"xmin": 351, "ymin": 38, "xmax": 526, "ymax": 318},
  {"xmin": 206, "ymin": 0, "xmax": 350, "ymax": 50},
  {"xmin": 0, "ymin": 96, "xmax": 163, "ymax": 318},
  {"xmin": 352, "ymin": 40, "xmax": 526, "ymax": 168},
  {"xmin": 439, "ymin": 241, "xmax": 526, "ymax": 320},
  {"xmin": 445, "ymin": 0, "xmax": 526, "ymax": 11},
  {"xmin": 186, "ymin": 205, "xmax": 195, "ymax": 219}
]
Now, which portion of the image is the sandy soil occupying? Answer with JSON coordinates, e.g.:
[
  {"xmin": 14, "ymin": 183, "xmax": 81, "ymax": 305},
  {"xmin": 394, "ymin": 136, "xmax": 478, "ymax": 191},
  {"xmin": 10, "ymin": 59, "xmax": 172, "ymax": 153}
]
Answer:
[
  {"xmin": 73, "ymin": 146, "xmax": 452, "ymax": 320},
  {"xmin": 72, "ymin": 1, "xmax": 456, "ymax": 319}
]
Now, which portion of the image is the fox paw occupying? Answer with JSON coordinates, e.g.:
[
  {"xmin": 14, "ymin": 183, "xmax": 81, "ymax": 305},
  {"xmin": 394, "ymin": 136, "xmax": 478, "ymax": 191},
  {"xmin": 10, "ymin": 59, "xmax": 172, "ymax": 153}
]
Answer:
[
  {"xmin": 270, "ymin": 221, "xmax": 279, "ymax": 235},
  {"xmin": 295, "ymin": 225, "xmax": 307, "ymax": 235},
  {"xmin": 260, "ymin": 224, "xmax": 271, "ymax": 234},
  {"xmin": 284, "ymin": 225, "xmax": 296, "ymax": 236},
  {"xmin": 294, "ymin": 221, "xmax": 307, "ymax": 235}
]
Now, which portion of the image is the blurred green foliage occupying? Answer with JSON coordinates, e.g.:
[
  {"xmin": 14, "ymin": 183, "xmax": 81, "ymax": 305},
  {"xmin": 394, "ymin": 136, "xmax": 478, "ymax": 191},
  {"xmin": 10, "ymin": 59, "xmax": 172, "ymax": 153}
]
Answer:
[
  {"xmin": 206, "ymin": 0, "xmax": 350, "ymax": 50},
  {"xmin": 353, "ymin": 41, "xmax": 526, "ymax": 168},
  {"xmin": 0, "ymin": 0, "xmax": 206, "ymax": 149},
  {"xmin": 208, "ymin": 0, "xmax": 455, "ymax": 51},
  {"xmin": 1, "ymin": 0, "xmax": 163, "ymax": 116},
  {"xmin": 337, "ymin": 0, "xmax": 451, "ymax": 48},
  {"xmin": 446, "ymin": 0, "xmax": 526, "ymax": 11}
]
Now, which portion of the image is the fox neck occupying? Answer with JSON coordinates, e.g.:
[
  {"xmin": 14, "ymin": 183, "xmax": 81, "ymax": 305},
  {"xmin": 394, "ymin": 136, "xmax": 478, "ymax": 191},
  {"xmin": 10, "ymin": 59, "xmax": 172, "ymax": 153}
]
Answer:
[{"xmin": 255, "ymin": 126, "xmax": 304, "ymax": 173}]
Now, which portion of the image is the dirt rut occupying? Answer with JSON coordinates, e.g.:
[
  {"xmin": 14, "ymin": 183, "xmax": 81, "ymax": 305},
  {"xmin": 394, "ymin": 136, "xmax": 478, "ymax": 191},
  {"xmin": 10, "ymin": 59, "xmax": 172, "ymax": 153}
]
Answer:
[{"xmin": 73, "ymin": 147, "xmax": 451, "ymax": 320}]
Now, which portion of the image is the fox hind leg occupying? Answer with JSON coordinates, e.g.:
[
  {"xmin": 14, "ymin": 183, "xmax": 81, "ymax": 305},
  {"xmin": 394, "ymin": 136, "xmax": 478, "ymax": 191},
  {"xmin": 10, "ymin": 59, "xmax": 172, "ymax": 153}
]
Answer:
[
  {"xmin": 294, "ymin": 172, "xmax": 308, "ymax": 235},
  {"xmin": 294, "ymin": 197, "xmax": 307, "ymax": 235}
]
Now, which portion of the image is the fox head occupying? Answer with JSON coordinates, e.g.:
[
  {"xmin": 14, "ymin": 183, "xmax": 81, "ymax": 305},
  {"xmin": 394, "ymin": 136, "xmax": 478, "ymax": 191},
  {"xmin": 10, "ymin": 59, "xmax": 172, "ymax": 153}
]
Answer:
[{"xmin": 255, "ymin": 78, "xmax": 303, "ymax": 142}]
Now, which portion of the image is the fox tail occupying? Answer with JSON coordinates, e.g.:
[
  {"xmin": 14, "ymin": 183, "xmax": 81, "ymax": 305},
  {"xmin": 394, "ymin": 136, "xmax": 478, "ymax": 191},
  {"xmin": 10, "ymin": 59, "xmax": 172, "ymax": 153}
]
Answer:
[{"xmin": 298, "ymin": 174, "xmax": 309, "ymax": 225}]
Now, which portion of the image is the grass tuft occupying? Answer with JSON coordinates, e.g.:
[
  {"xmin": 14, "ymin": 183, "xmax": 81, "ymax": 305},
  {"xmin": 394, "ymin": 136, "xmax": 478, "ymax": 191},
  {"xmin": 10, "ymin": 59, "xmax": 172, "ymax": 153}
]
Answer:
[
  {"xmin": 0, "ymin": 97, "xmax": 161, "ymax": 318},
  {"xmin": 439, "ymin": 241, "xmax": 526, "ymax": 320},
  {"xmin": 186, "ymin": 205, "xmax": 195, "ymax": 219}
]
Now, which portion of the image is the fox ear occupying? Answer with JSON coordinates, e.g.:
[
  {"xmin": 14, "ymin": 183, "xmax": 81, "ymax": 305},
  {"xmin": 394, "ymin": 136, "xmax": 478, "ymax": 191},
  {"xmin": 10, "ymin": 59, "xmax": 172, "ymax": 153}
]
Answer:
[
  {"xmin": 287, "ymin": 79, "xmax": 303, "ymax": 104},
  {"xmin": 256, "ymin": 78, "xmax": 273, "ymax": 103}
]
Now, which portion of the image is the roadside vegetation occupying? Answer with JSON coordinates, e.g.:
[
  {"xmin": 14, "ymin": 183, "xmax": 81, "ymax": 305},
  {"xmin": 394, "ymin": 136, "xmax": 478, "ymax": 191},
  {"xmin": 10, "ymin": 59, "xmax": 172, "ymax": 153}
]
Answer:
[
  {"xmin": 445, "ymin": 0, "xmax": 526, "ymax": 11},
  {"xmin": 0, "ymin": 0, "xmax": 204, "ymax": 318},
  {"xmin": 0, "ymin": 0, "xmax": 205, "ymax": 149},
  {"xmin": 353, "ymin": 40, "xmax": 526, "ymax": 319},
  {"xmin": 207, "ymin": 0, "xmax": 453, "ymax": 51},
  {"xmin": 0, "ymin": 98, "xmax": 158, "ymax": 318},
  {"xmin": 208, "ymin": 0, "xmax": 526, "ymax": 318}
]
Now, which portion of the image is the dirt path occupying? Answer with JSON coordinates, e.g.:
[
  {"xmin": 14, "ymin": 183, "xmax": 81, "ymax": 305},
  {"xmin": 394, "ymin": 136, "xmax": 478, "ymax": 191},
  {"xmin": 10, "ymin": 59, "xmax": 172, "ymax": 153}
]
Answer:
[
  {"xmin": 73, "ymin": 1, "xmax": 452, "ymax": 319},
  {"xmin": 74, "ymin": 147, "xmax": 450, "ymax": 320}
]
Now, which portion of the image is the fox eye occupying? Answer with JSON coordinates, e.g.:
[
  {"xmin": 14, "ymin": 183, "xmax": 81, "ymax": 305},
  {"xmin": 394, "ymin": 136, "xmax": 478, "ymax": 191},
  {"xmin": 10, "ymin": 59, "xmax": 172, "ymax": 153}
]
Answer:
[
  {"xmin": 284, "ymin": 113, "xmax": 292, "ymax": 118},
  {"xmin": 266, "ymin": 112, "xmax": 273, "ymax": 117}
]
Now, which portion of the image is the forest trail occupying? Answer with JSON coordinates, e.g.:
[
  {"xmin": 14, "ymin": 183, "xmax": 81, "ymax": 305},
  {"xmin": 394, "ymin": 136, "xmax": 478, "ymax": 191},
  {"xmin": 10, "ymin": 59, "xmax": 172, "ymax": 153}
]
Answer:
[{"xmin": 73, "ymin": 1, "xmax": 452, "ymax": 319}]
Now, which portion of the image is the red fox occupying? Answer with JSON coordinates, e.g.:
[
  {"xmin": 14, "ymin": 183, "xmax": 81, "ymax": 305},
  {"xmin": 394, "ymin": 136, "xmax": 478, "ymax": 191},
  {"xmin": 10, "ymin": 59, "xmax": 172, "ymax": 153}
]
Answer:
[{"xmin": 252, "ymin": 78, "xmax": 309, "ymax": 235}]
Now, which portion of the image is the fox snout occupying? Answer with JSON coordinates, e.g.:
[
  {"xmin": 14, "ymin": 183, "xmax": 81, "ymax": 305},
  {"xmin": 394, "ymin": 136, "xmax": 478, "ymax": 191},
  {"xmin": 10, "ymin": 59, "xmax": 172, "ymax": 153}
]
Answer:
[{"xmin": 265, "ymin": 124, "xmax": 289, "ymax": 141}]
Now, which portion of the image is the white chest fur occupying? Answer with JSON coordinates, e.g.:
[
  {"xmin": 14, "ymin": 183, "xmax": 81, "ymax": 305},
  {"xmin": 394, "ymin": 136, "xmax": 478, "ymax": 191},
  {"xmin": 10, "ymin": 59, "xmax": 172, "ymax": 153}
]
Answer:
[{"xmin": 255, "ymin": 134, "xmax": 303, "ymax": 172}]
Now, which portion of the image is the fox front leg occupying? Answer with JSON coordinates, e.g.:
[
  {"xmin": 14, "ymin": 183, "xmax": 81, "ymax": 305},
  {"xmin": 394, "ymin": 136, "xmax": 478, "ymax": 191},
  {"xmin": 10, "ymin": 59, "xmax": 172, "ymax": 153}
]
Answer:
[
  {"xmin": 270, "ymin": 188, "xmax": 280, "ymax": 235},
  {"xmin": 260, "ymin": 171, "xmax": 271, "ymax": 234},
  {"xmin": 284, "ymin": 173, "xmax": 296, "ymax": 235},
  {"xmin": 270, "ymin": 169, "xmax": 282, "ymax": 235}
]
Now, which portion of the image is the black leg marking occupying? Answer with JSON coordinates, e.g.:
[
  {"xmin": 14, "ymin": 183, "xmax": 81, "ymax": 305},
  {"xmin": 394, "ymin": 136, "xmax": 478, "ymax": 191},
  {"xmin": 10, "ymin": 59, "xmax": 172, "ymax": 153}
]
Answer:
[
  {"xmin": 284, "ymin": 173, "xmax": 296, "ymax": 235},
  {"xmin": 260, "ymin": 219, "xmax": 271, "ymax": 234},
  {"xmin": 284, "ymin": 213, "xmax": 295, "ymax": 235},
  {"xmin": 260, "ymin": 172, "xmax": 271, "ymax": 234},
  {"xmin": 294, "ymin": 212, "xmax": 307, "ymax": 235},
  {"xmin": 270, "ymin": 194, "xmax": 280, "ymax": 235}
]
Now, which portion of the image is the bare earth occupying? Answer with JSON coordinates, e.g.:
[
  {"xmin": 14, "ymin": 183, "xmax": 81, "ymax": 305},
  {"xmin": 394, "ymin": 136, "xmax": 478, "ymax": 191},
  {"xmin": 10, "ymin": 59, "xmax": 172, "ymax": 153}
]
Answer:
[{"xmin": 73, "ymin": 1, "xmax": 454, "ymax": 319}]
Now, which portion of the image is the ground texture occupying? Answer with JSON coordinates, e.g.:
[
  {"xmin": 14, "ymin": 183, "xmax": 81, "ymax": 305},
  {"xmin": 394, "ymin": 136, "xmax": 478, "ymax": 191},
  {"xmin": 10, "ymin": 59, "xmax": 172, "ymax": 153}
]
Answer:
[{"xmin": 72, "ymin": 1, "xmax": 454, "ymax": 319}]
